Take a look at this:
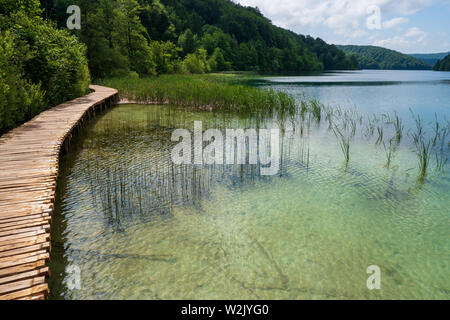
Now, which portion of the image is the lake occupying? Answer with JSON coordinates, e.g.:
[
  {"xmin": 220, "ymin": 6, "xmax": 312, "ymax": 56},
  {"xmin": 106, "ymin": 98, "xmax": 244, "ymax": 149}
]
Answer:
[
  {"xmin": 253, "ymin": 70, "xmax": 450, "ymax": 124},
  {"xmin": 49, "ymin": 70, "xmax": 450, "ymax": 299}
]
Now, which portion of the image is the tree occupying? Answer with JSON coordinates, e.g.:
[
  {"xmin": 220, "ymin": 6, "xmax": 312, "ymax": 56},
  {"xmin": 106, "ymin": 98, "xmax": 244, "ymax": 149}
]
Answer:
[
  {"xmin": 208, "ymin": 47, "xmax": 231, "ymax": 71},
  {"xmin": 180, "ymin": 48, "xmax": 210, "ymax": 74},
  {"xmin": 115, "ymin": 0, "xmax": 155, "ymax": 75},
  {"xmin": 178, "ymin": 28, "xmax": 197, "ymax": 55},
  {"xmin": 0, "ymin": 1, "xmax": 90, "ymax": 134},
  {"xmin": 150, "ymin": 40, "xmax": 181, "ymax": 74},
  {"xmin": 433, "ymin": 54, "xmax": 450, "ymax": 71}
]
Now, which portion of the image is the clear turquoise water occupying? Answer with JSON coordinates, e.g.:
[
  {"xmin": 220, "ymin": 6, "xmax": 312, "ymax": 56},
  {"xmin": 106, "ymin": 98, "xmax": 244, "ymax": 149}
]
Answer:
[{"xmin": 49, "ymin": 70, "xmax": 449, "ymax": 300}]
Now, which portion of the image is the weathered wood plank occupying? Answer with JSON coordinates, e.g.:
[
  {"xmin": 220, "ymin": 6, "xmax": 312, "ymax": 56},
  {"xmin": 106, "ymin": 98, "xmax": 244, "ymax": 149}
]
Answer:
[
  {"xmin": 0, "ymin": 85, "xmax": 118, "ymax": 299},
  {"xmin": 0, "ymin": 260, "xmax": 46, "ymax": 277},
  {"xmin": 0, "ymin": 242, "xmax": 50, "ymax": 259},
  {"xmin": 0, "ymin": 284, "xmax": 48, "ymax": 300},
  {"xmin": 0, "ymin": 252, "xmax": 49, "ymax": 269},
  {"xmin": 0, "ymin": 267, "xmax": 49, "ymax": 285}
]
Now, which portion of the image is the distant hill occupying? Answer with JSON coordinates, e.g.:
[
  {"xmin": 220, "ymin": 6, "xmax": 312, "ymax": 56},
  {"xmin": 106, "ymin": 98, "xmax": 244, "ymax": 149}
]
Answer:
[
  {"xmin": 409, "ymin": 52, "xmax": 450, "ymax": 66},
  {"xmin": 337, "ymin": 45, "xmax": 431, "ymax": 70},
  {"xmin": 433, "ymin": 54, "xmax": 450, "ymax": 71}
]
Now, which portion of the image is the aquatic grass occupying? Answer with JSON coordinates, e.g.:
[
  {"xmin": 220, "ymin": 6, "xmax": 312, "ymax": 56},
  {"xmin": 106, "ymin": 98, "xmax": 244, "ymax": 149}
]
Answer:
[
  {"xmin": 300, "ymin": 101, "xmax": 308, "ymax": 116},
  {"xmin": 332, "ymin": 125, "xmax": 350, "ymax": 167},
  {"xmin": 410, "ymin": 111, "xmax": 424, "ymax": 145},
  {"xmin": 309, "ymin": 99, "xmax": 322, "ymax": 122},
  {"xmin": 415, "ymin": 138, "xmax": 432, "ymax": 182},
  {"xmin": 431, "ymin": 114, "xmax": 441, "ymax": 148},
  {"xmin": 364, "ymin": 115, "xmax": 377, "ymax": 138},
  {"xmin": 383, "ymin": 138, "xmax": 396, "ymax": 169},
  {"xmin": 376, "ymin": 126, "xmax": 384, "ymax": 145},
  {"xmin": 408, "ymin": 113, "xmax": 436, "ymax": 181},
  {"xmin": 435, "ymin": 150, "xmax": 448, "ymax": 174},
  {"xmin": 391, "ymin": 112, "xmax": 404, "ymax": 143},
  {"xmin": 99, "ymin": 75, "xmax": 297, "ymax": 116}
]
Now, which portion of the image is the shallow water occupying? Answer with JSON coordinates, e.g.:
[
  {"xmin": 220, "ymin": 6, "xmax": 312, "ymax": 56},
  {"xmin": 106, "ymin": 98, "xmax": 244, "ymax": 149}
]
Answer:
[{"xmin": 49, "ymin": 71, "xmax": 450, "ymax": 300}]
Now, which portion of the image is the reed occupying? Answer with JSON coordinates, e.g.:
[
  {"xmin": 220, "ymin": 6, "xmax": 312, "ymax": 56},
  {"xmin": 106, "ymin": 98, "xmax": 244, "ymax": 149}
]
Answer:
[
  {"xmin": 309, "ymin": 99, "xmax": 322, "ymax": 122},
  {"xmin": 435, "ymin": 150, "xmax": 448, "ymax": 174},
  {"xmin": 392, "ymin": 112, "xmax": 403, "ymax": 143},
  {"xmin": 333, "ymin": 125, "xmax": 350, "ymax": 167},
  {"xmin": 383, "ymin": 138, "xmax": 396, "ymax": 169},
  {"xmin": 415, "ymin": 138, "xmax": 432, "ymax": 181},
  {"xmin": 376, "ymin": 126, "xmax": 384, "ymax": 145},
  {"xmin": 100, "ymin": 75, "xmax": 297, "ymax": 116}
]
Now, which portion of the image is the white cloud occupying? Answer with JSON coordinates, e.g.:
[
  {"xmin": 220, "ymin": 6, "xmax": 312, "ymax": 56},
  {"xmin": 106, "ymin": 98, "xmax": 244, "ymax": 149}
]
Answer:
[
  {"xmin": 373, "ymin": 27, "xmax": 428, "ymax": 52},
  {"xmin": 382, "ymin": 17, "xmax": 408, "ymax": 29},
  {"xmin": 233, "ymin": 0, "xmax": 448, "ymax": 52},
  {"xmin": 235, "ymin": 0, "xmax": 433, "ymax": 38},
  {"xmin": 405, "ymin": 27, "xmax": 426, "ymax": 38}
]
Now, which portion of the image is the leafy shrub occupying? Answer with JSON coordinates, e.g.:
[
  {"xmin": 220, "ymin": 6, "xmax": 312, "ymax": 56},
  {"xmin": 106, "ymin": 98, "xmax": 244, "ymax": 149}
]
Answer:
[
  {"xmin": 0, "ymin": 2, "xmax": 90, "ymax": 134},
  {"xmin": 180, "ymin": 49, "xmax": 210, "ymax": 74},
  {"xmin": 0, "ymin": 30, "xmax": 45, "ymax": 133}
]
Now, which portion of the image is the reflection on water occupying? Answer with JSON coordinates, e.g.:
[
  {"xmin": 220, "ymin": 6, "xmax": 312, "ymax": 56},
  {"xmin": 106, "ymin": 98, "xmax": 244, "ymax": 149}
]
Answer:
[{"xmin": 49, "ymin": 100, "xmax": 449, "ymax": 300}]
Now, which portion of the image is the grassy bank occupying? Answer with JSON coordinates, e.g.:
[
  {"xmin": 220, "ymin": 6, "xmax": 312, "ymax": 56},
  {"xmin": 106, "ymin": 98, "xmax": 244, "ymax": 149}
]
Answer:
[{"xmin": 99, "ymin": 74, "xmax": 296, "ymax": 115}]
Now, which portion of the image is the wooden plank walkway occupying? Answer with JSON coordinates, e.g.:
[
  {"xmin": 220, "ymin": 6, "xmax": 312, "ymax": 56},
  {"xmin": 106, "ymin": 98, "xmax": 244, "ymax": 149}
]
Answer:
[{"xmin": 0, "ymin": 85, "xmax": 118, "ymax": 300}]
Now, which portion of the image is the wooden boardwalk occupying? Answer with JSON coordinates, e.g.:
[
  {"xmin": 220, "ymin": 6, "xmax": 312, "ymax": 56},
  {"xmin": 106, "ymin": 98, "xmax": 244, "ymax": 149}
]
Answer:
[{"xmin": 0, "ymin": 85, "xmax": 118, "ymax": 300}]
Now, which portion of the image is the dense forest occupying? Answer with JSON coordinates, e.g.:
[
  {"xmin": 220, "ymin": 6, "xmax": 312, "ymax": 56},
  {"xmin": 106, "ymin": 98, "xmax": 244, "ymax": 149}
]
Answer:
[
  {"xmin": 41, "ymin": 0, "xmax": 359, "ymax": 78},
  {"xmin": 338, "ymin": 45, "xmax": 431, "ymax": 70},
  {"xmin": 433, "ymin": 54, "xmax": 450, "ymax": 71}
]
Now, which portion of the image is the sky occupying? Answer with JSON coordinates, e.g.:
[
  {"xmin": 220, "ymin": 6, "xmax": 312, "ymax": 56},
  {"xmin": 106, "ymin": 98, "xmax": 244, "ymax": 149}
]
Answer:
[{"xmin": 234, "ymin": 0, "xmax": 450, "ymax": 54}]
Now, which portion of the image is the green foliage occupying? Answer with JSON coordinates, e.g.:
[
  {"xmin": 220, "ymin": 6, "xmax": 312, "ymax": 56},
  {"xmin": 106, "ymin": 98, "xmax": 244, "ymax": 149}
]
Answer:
[
  {"xmin": 10, "ymin": 12, "xmax": 90, "ymax": 105},
  {"xmin": 208, "ymin": 48, "xmax": 231, "ymax": 72},
  {"xmin": 150, "ymin": 40, "xmax": 181, "ymax": 74},
  {"xmin": 43, "ymin": 0, "xmax": 358, "ymax": 77},
  {"xmin": 0, "ymin": 0, "xmax": 42, "ymax": 17},
  {"xmin": 338, "ymin": 45, "xmax": 431, "ymax": 70},
  {"xmin": 0, "ymin": 30, "xmax": 45, "ymax": 133},
  {"xmin": 116, "ymin": 0, "xmax": 156, "ymax": 75},
  {"xmin": 138, "ymin": 0, "xmax": 176, "ymax": 41},
  {"xmin": 177, "ymin": 28, "xmax": 198, "ymax": 55},
  {"xmin": 0, "ymin": 2, "xmax": 90, "ymax": 134},
  {"xmin": 180, "ymin": 48, "xmax": 210, "ymax": 74},
  {"xmin": 433, "ymin": 54, "xmax": 450, "ymax": 71}
]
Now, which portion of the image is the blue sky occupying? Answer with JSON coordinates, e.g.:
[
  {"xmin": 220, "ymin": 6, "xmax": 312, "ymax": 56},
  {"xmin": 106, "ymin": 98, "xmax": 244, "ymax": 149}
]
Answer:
[{"xmin": 234, "ymin": 0, "xmax": 450, "ymax": 53}]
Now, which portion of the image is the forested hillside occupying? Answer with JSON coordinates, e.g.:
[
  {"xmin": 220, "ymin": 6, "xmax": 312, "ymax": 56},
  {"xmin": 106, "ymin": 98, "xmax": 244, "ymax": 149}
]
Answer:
[
  {"xmin": 338, "ymin": 45, "xmax": 430, "ymax": 70},
  {"xmin": 42, "ymin": 0, "xmax": 359, "ymax": 78},
  {"xmin": 433, "ymin": 54, "xmax": 450, "ymax": 71}
]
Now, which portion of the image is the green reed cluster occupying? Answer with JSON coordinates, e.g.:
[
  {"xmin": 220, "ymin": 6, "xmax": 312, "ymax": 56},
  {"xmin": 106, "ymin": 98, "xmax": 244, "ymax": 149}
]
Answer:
[
  {"xmin": 100, "ymin": 75, "xmax": 297, "ymax": 116},
  {"xmin": 332, "ymin": 125, "xmax": 351, "ymax": 167}
]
